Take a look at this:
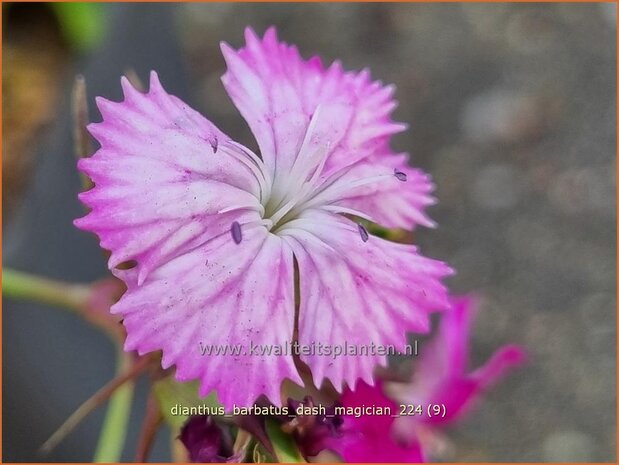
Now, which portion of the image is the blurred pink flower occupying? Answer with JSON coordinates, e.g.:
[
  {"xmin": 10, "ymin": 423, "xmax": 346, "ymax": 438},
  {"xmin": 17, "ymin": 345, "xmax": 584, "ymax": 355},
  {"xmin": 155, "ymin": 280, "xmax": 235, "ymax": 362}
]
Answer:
[
  {"xmin": 74, "ymin": 27, "xmax": 452, "ymax": 408},
  {"xmin": 389, "ymin": 296, "xmax": 526, "ymax": 428},
  {"xmin": 315, "ymin": 296, "xmax": 525, "ymax": 462}
]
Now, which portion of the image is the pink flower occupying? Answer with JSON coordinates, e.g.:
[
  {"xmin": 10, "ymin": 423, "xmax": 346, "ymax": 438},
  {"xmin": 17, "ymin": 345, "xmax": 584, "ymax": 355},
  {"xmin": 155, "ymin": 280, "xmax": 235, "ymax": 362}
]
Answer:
[
  {"xmin": 307, "ymin": 296, "xmax": 525, "ymax": 462},
  {"xmin": 75, "ymin": 27, "xmax": 452, "ymax": 408},
  {"xmin": 317, "ymin": 382, "xmax": 424, "ymax": 462},
  {"xmin": 389, "ymin": 295, "xmax": 527, "ymax": 458}
]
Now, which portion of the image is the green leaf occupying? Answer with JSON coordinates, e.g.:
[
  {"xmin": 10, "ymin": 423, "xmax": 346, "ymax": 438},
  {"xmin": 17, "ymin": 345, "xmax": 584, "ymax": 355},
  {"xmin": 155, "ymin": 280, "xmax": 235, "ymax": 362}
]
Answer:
[
  {"xmin": 265, "ymin": 419, "xmax": 306, "ymax": 463},
  {"xmin": 2, "ymin": 268, "xmax": 90, "ymax": 311},
  {"xmin": 51, "ymin": 3, "xmax": 106, "ymax": 52}
]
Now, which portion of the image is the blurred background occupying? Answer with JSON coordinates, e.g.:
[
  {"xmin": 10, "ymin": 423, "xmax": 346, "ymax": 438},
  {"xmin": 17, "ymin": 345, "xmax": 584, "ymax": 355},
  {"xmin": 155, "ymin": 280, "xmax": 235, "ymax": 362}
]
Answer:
[{"xmin": 2, "ymin": 2, "xmax": 616, "ymax": 462}]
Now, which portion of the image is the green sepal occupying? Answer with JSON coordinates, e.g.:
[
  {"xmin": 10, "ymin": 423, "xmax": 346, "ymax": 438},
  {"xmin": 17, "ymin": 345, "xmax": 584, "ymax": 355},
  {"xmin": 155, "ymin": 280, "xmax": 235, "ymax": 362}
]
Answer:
[{"xmin": 265, "ymin": 419, "xmax": 306, "ymax": 463}]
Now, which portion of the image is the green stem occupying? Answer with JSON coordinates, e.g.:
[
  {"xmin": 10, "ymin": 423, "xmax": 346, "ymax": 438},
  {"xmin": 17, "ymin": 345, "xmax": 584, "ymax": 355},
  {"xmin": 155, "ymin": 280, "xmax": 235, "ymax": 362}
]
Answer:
[
  {"xmin": 2, "ymin": 268, "xmax": 89, "ymax": 311},
  {"xmin": 3, "ymin": 268, "xmax": 136, "ymax": 460},
  {"xmin": 94, "ymin": 349, "xmax": 135, "ymax": 463}
]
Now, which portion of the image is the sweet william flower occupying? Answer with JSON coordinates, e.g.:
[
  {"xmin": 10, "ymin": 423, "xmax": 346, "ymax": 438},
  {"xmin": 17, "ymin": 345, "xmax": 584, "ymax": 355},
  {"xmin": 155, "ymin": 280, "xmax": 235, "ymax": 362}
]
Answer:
[
  {"xmin": 389, "ymin": 296, "xmax": 526, "ymax": 427},
  {"xmin": 303, "ymin": 296, "xmax": 525, "ymax": 462},
  {"xmin": 75, "ymin": 27, "xmax": 452, "ymax": 408},
  {"xmin": 389, "ymin": 295, "xmax": 527, "ymax": 459},
  {"xmin": 298, "ymin": 383, "xmax": 424, "ymax": 462}
]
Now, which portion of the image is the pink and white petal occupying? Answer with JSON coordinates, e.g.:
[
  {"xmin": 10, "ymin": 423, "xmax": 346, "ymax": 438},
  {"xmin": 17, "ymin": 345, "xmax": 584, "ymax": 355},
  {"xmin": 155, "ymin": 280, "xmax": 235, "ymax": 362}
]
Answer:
[
  {"xmin": 113, "ymin": 225, "xmax": 301, "ymax": 408},
  {"xmin": 278, "ymin": 210, "xmax": 452, "ymax": 391},
  {"xmin": 75, "ymin": 72, "xmax": 264, "ymax": 283},
  {"xmin": 323, "ymin": 153, "xmax": 437, "ymax": 230},
  {"xmin": 221, "ymin": 27, "xmax": 406, "ymax": 181}
]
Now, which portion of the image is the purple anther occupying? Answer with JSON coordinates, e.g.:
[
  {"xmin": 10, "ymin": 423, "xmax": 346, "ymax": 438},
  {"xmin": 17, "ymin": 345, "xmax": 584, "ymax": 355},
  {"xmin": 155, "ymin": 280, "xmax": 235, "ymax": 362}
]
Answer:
[
  {"xmin": 358, "ymin": 224, "xmax": 369, "ymax": 243},
  {"xmin": 394, "ymin": 168, "xmax": 407, "ymax": 182},
  {"xmin": 231, "ymin": 221, "xmax": 242, "ymax": 244}
]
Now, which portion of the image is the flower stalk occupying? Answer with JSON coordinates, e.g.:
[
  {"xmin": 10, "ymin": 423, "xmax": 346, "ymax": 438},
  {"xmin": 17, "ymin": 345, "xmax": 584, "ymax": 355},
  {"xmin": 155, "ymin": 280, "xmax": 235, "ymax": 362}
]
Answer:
[
  {"xmin": 93, "ymin": 349, "xmax": 136, "ymax": 463},
  {"xmin": 3, "ymin": 268, "xmax": 141, "ymax": 460},
  {"xmin": 2, "ymin": 268, "xmax": 90, "ymax": 311}
]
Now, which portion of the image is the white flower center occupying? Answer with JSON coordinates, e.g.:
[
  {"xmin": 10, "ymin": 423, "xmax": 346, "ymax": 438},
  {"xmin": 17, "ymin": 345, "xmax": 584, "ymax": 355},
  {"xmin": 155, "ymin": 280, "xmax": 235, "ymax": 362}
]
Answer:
[{"xmin": 218, "ymin": 107, "xmax": 407, "ymax": 238}]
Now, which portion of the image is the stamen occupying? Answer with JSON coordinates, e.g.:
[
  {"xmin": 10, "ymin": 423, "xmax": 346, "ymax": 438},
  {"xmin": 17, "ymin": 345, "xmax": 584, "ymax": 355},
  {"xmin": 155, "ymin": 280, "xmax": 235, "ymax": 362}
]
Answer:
[
  {"xmin": 299, "ymin": 172, "xmax": 396, "ymax": 211},
  {"xmin": 288, "ymin": 105, "xmax": 328, "ymax": 180},
  {"xmin": 219, "ymin": 143, "xmax": 270, "ymax": 201},
  {"xmin": 358, "ymin": 224, "xmax": 369, "ymax": 242},
  {"xmin": 321, "ymin": 205, "xmax": 376, "ymax": 222},
  {"xmin": 304, "ymin": 141, "xmax": 332, "ymax": 190},
  {"xmin": 394, "ymin": 168, "xmax": 407, "ymax": 182},
  {"xmin": 266, "ymin": 195, "xmax": 300, "ymax": 228},
  {"xmin": 269, "ymin": 106, "xmax": 334, "ymax": 209},
  {"xmin": 231, "ymin": 221, "xmax": 242, "ymax": 244},
  {"xmin": 265, "ymin": 143, "xmax": 335, "ymax": 228},
  {"xmin": 218, "ymin": 203, "xmax": 265, "ymax": 217},
  {"xmin": 227, "ymin": 140, "xmax": 267, "ymax": 172},
  {"xmin": 269, "ymin": 142, "xmax": 331, "ymax": 212}
]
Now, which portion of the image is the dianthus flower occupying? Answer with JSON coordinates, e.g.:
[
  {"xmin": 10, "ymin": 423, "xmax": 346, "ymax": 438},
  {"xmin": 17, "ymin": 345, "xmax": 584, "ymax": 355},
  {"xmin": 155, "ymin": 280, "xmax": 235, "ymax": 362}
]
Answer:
[
  {"xmin": 306, "ymin": 381, "xmax": 424, "ymax": 462},
  {"xmin": 302, "ymin": 297, "xmax": 525, "ymax": 462},
  {"xmin": 389, "ymin": 296, "xmax": 526, "ymax": 451},
  {"xmin": 75, "ymin": 27, "xmax": 452, "ymax": 408}
]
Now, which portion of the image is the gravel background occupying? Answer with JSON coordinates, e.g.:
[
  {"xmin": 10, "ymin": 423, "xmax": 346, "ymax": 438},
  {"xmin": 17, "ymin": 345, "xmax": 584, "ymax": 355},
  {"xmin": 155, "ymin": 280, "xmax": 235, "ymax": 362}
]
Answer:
[{"xmin": 3, "ymin": 3, "xmax": 616, "ymax": 462}]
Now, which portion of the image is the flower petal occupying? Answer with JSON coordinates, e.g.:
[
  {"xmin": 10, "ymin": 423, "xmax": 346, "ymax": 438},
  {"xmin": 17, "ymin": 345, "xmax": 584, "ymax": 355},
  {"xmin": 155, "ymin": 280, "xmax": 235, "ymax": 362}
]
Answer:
[
  {"xmin": 278, "ymin": 210, "xmax": 452, "ymax": 391},
  {"xmin": 390, "ymin": 296, "xmax": 526, "ymax": 425},
  {"xmin": 75, "ymin": 72, "xmax": 265, "ymax": 284},
  {"xmin": 317, "ymin": 153, "xmax": 437, "ymax": 230},
  {"xmin": 322, "ymin": 381, "xmax": 424, "ymax": 462},
  {"xmin": 113, "ymin": 225, "xmax": 301, "ymax": 408},
  {"xmin": 221, "ymin": 27, "xmax": 406, "ymax": 182}
]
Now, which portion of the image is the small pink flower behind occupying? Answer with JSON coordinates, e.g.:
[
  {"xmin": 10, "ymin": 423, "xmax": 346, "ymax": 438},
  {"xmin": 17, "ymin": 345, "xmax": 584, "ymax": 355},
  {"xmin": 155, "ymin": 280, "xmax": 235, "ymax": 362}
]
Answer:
[
  {"xmin": 75, "ymin": 27, "xmax": 452, "ymax": 408},
  {"xmin": 316, "ymin": 381, "xmax": 424, "ymax": 462},
  {"xmin": 305, "ymin": 296, "xmax": 525, "ymax": 462},
  {"xmin": 389, "ymin": 296, "xmax": 526, "ymax": 428}
]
